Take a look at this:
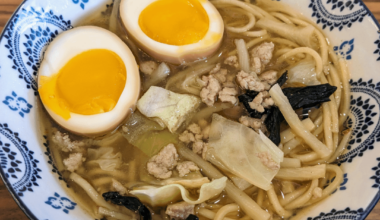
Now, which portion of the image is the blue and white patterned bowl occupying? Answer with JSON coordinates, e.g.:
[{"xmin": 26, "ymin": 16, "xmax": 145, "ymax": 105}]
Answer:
[{"xmin": 1, "ymin": 0, "xmax": 380, "ymax": 219}]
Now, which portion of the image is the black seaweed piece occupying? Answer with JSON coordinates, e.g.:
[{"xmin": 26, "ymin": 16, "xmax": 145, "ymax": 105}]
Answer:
[
  {"xmin": 238, "ymin": 90, "xmax": 263, "ymax": 118},
  {"xmin": 264, "ymin": 84, "xmax": 336, "ymax": 145},
  {"xmin": 264, "ymin": 107, "xmax": 284, "ymax": 146},
  {"xmin": 186, "ymin": 214, "xmax": 199, "ymax": 220},
  {"xmin": 283, "ymin": 84, "xmax": 337, "ymax": 110},
  {"xmin": 103, "ymin": 192, "xmax": 151, "ymax": 220},
  {"xmin": 276, "ymin": 71, "xmax": 288, "ymax": 87}
]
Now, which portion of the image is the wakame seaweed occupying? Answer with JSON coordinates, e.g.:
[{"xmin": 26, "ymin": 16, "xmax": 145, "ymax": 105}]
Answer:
[
  {"xmin": 238, "ymin": 90, "xmax": 263, "ymax": 118},
  {"xmin": 103, "ymin": 192, "xmax": 151, "ymax": 220},
  {"xmin": 264, "ymin": 107, "xmax": 284, "ymax": 145},
  {"xmin": 276, "ymin": 71, "xmax": 288, "ymax": 87},
  {"xmin": 282, "ymin": 84, "xmax": 337, "ymax": 110},
  {"xmin": 238, "ymin": 71, "xmax": 288, "ymax": 119},
  {"xmin": 186, "ymin": 214, "xmax": 199, "ymax": 220},
  {"xmin": 240, "ymin": 82, "xmax": 337, "ymax": 145}
]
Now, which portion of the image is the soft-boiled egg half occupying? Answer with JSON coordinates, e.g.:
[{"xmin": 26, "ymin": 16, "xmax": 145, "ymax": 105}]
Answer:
[
  {"xmin": 38, "ymin": 26, "xmax": 140, "ymax": 136},
  {"xmin": 120, "ymin": 0, "xmax": 224, "ymax": 64}
]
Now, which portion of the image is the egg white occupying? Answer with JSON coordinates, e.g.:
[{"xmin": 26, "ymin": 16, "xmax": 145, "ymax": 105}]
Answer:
[
  {"xmin": 120, "ymin": 0, "xmax": 224, "ymax": 64},
  {"xmin": 38, "ymin": 26, "xmax": 140, "ymax": 136}
]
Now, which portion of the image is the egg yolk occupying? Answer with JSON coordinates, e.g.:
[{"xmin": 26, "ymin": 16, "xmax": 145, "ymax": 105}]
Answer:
[
  {"xmin": 39, "ymin": 49, "xmax": 127, "ymax": 120},
  {"xmin": 139, "ymin": 0, "xmax": 209, "ymax": 46}
]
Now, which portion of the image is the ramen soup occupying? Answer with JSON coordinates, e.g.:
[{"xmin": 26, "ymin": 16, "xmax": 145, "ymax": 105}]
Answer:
[{"xmin": 37, "ymin": 0, "xmax": 352, "ymax": 219}]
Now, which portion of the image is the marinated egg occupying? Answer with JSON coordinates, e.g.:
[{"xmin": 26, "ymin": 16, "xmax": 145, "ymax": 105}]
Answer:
[
  {"xmin": 38, "ymin": 26, "xmax": 140, "ymax": 136},
  {"xmin": 120, "ymin": 0, "xmax": 224, "ymax": 64}
]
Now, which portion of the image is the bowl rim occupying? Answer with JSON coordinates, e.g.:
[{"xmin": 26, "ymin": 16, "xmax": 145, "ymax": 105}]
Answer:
[{"xmin": 1, "ymin": 0, "xmax": 380, "ymax": 219}]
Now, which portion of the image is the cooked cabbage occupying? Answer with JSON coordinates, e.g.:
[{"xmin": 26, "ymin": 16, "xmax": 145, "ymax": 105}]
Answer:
[
  {"xmin": 287, "ymin": 59, "xmax": 320, "ymax": 86},
  {"xmin": 207, "ymin": 114, "xmax": 283, "ymax": 190},
  {"xmin": 87, "ymin": 147, "xmax": 122, "ymax": 171},
  {"xmin": 137, "ymin": 86, "xmax": 201, "ymax": 133},
  {"xmin": 122, "ymin": 111, "xmax": 178, "ymax": 157},
  {"xmin": 129, "ymin": 177, "xmax": 227, "ymax": 206}
]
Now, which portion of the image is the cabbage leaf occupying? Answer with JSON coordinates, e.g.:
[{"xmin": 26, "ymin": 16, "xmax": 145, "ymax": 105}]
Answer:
[
  {"xmin": 207, "ymin": 114, "xmax": 283, "ymax": 190},
  {"xmin": 129, "ymin": 177, "xmax": 227, "ymax": 206}
]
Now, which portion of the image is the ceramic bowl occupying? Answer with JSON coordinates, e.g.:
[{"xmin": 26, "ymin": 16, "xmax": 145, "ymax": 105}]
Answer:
[{"xmin": 0, "ymin": 0, "xmax": 380, "ymax": 219}]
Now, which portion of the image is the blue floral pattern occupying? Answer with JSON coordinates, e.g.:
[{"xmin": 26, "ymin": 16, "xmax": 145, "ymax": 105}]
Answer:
[
  {"xmin": 309, "ymin": 0, "xmax": 368, "ymax": 31},
  {"xmin": 45, "ymin": 192, "xmax": 77, "ymax": 214},
  {"xmin": 0, "ymin": 123, "xmax": 41, "ymax": 196},
  {"xmin": 325, "ymin": 173, "xmax": 349, "ymax": 193},
  {"xmin": 334, "ymin": 39, "xmax": 354, "ymax": 60},
  {"xmin": 0, "ymin": 138, "xmax": 23, "ymax": 179},
  {"xmin": 307, "ymin": 208, "xmax": 364, "ymax": 220},
  {"xmin": 2, "ymin": 91, "xmax": 32, "ymax": 117},
  {"xmin": 326, "ymin": 0, "xmax": 363, "ymax": 12},
  {"xmin": 338, "ymin": 79, "xmax": 380, "ymax": 164},
  {"xmin": 370, "ymin": 157, "xmax": 380, "ymax": 189},
  {"xmin": 72, "ymin": 0, "xmax": 89, "ymax": 10},
  {"xmin": 373, "ymin": 36, "xmax": 380, "ymax": 61},
  {"xmin": 3, "ymin": 7, "xmax": 72, "ymax": 95}
]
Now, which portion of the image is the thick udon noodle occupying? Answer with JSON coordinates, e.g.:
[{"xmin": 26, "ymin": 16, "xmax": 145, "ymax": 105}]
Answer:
[{"xmin": 44, "ymin": 0, "xmax": 352, "ymax": 220}]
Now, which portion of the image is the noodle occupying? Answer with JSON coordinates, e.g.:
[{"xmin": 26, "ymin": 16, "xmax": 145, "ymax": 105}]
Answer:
[
  {"xmin": 276, "ymin": 47, "xmax": 323, "ymax": 76},
  {"xmin": 267, "ymin": 185, "xmax": 293, "ymax": 218},
  {"xmin": 270, "ymin": 12, "xmax": 294, "ymax": 25},
  {"xmin": 284, "ymin": 179, "xmax": 318, "ymax": 210},
  {"xmin": 278, "ymin": 184, "xmax": 309, "ymax": 206},
  {"xmin": 256, "ymin": 189, "xmax": 265, "ymax": 207},
  {"xmin": 281, "ymin": 181, "xmax": 295, "ymax": 194},
  {"xmin": 280, "ymin": 118, "xmax": 315, "ymax": 144},
  {"xmin": 214, "ymin": 204, "xmax": 240, "ymax": 220},
  {"xmin": 99, "ymin": 207, "xmax": 136, "ymax": 220},
  {"xmin": 70, "ymin": 172, "xmax": 117, "ymax": 211},
  {"xmin": 322, "ymin": 103, "xmax": 333, "ymax": 151},
  {"xmin": 328, "ymin": 129, "xmax": 352, "ymax": 163},
  {"xmin": 275, "ymin": 164, "xmax": 326, "ymax": 181},
  {"xmin": 229, "ymin": 35, "xmax": 270, "ymax": 56},
  {"xmin": 338, "ymin": 59, "xmax": 351, "ymax": 126},
  {"xmin": 283, "ymin": 138, "xmax": 302, "ymax": 156},
  {"xmin": 223, "ymin": 8, "xmax": 256, "ymax": 33},
  {"xmin": 235, "ymin": 39, "xmax": 251, "ymax": 73},
  {"xmin": 211, "ymin": 0, "xmax": 264, "ymax": 19},
  {"xmin": 302, "ymin": 165, "xmax": 343, "ymax": 206},
  {"xmin": 280, "ymin": 158, "xmax": 301, "ymax": 168},
  {"xmin": 198, "ymin": 209, "xmax": 236, "ymax": 220}
]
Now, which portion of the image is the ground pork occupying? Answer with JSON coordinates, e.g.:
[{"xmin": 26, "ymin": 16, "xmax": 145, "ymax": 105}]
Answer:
[
  {"xmin": 166, "ymin": 201, "xmax": 195, "ymax": 219},
  {"xmin": 256, "ymin": 152, "xmax": 280, "ymax": 170},
  {"xmin": 259, "ymin": 70, "xmax": 278, "ymax": 90},
  {"xmin": 218, "ymin": 87, "xmax": 238, "ymax": 105},
  {"xmin": 248, "ymin": 91, "xmax": 274, "ymax": 112},
  {"xmin": 176, "ymin": 161, "xmax": 200, "ymax": 177},
  {"xmin": 250, "ymin": 42, "xmax": 275, "ymax": 74},
  {"xmin": 210, "ymin": 64, "xmax": 228, "ymax": 84},
  {"xmin": 147, "ymin": 144, "xmax": 179, "ymax": 179},
  {"xmin": 179, "ymin": 124, "xmax": 208, "ymax": 156},
  {"xmin": 236, "ymin": 71, "xmax": 265, "ymax": 92},
  {"xmin": 192, "ymin": 141, "xmax": 205, "ymax": 154},
  {"xmin": 200, "ymin": 75, "xmax": 222, "ymax": 106},
  {"xmin": 224, "ymin": 55, "xmax": 239, "ymax": 69},
  {"xmin": 239, "ymin": 116, "xmax": 262, "ymax": 132},
  {"xmin": 52, "ymin": 131, "xmax": 85, "ymax": 152},
  {"xmin": 63, "ymin": 153, "xmax": 85, "ymax": 172},
  {"xmin": 139, "ymin": 61, "xmax": 158, "ymax": 75},
  {"xmin": 178, "ymin": 131, "xmax": 195, "ymax": 144},
  {"xmin": 187, "ymin": 123, "xmax": 202, "ymax": 135}
]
